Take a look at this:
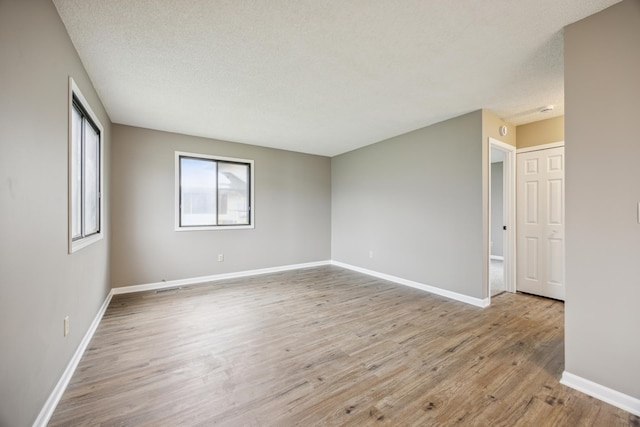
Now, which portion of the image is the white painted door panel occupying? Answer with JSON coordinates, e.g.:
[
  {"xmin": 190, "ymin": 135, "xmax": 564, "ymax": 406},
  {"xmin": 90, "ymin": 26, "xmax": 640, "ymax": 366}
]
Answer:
[{"xmin": 517, "ymin": 147, "xmax": 565, "ymax": 300}]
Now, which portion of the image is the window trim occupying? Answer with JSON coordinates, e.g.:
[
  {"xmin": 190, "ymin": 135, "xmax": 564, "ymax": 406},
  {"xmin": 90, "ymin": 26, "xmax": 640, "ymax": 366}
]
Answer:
[
  {"xmin": 175, "ymin": 151, "xmax": 254, "ymax": 231},
  {"xmin": 68, "ymin": 77, "xmax": 104, "ymax": 253}
]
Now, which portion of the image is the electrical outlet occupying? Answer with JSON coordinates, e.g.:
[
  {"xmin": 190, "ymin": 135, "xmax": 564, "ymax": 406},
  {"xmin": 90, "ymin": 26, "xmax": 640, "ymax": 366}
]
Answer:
[
  {"xmin": 218, "ymin": 254, "xmax": 224, "ymax": 262},
  {"xmin": 64, "ymin": 316, "xmax": 69, "ymax": 337},
  {"xmin": 369, "ymin": 250, "xmax": 374, "ymax": 259}
]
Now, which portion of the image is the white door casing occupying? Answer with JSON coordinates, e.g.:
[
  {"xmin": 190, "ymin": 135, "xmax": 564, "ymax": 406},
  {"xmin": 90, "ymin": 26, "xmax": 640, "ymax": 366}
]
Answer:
[
  {"xmin": 517, "ymin": 145, "xmax": 565, "ymax": 300},
  {"xmin": 488, "ymin": 138, "xmax": 516, "ymax": 298}
]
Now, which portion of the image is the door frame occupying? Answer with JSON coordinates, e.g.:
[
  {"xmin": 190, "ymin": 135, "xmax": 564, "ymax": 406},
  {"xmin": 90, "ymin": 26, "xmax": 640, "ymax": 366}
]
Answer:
[
  {"xmin": 516, "ymin": 141, "xmax": 564, "ymax": 154},
  {"xmin": 488, "ymin": 138, "xmax": 516, "ymax": 298}
]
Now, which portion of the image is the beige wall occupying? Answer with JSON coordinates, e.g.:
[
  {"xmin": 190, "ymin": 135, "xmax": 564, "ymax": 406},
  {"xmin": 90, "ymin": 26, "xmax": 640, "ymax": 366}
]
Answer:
[
  {"xmin": 0, "ymin": 1, "xmax": 112, "ymax": 425},
  {"xmin": 565, "ymin": 0, "xmax": 640, "ymax": 400},
  {"xmin": 332, "ymin": 111, "xmax": 485, "ymax": 299},
  {"xmin": 110, "ymin": 125, "xmax": 331, "ymax": 287},
  {"xmin": 517, "ymin": 116, "xmax": 564, "ymax": 148},
  {"xmin": 482, "ymin": 110, "xmax": 516, "ymax": 147}
]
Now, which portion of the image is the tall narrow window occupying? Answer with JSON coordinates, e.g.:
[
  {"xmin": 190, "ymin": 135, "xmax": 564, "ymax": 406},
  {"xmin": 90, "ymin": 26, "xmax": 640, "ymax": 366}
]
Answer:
[
  {"xmin": 176, "ymin": 152, "xmax": 253, "ymax": 230},
  {"xmin": 69, "ymin": 78, "xmax": 103, "ymax": 253}
]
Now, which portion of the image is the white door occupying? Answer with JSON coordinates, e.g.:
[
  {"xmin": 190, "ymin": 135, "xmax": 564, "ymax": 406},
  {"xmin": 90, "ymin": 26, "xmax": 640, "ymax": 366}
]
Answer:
[{"xmin": 517, "ymin": 146, "xmax": 565, "ymax": 300}]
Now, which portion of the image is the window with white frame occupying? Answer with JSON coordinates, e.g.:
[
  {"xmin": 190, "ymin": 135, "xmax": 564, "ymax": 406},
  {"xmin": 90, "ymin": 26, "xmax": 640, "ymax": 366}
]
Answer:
[
  {"xmin": 176, "ymin": 152, "xmax": 254, "ymax": 230},
  {"xmin": 69, "ymin": 78, "xmax": 104, "ymax": 253}
]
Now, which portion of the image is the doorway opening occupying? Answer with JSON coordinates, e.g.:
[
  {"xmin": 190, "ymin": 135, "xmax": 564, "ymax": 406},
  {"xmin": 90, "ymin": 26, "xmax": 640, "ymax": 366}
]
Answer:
[{"xmin": 488, "ymin": 138, "xmax": 516, "ymax": 300}]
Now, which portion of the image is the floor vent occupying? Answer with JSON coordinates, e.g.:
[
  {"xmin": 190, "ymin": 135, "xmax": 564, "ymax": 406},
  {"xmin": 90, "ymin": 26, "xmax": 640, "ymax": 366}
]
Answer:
[{"xmin": 155, "ymin": 287, "xmax": 182, "ymax": 293}]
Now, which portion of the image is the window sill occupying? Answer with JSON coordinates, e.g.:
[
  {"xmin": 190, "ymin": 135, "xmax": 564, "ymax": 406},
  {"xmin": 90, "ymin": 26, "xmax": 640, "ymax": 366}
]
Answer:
[
  {"xmin": 175, "ymin": 225, "xmax": 254, "ymax": 232},
  {"xmin": 70, "ymin": 233, "xmax": 103, "ymax": 253}
]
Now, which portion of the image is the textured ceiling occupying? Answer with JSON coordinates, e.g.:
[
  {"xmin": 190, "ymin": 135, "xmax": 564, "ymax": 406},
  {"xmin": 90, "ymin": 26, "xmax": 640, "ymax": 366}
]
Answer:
[{"xmin": 53, "ymin": 0, "xmax": 620, "ymax": 156}]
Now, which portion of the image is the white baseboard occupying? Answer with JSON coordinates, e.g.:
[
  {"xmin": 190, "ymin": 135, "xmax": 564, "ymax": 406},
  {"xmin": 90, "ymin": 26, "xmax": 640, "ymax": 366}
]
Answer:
[
  {"xmin": 561, "ymin": 371, "xmax": 640, "ymax": 416},
  {"xmin": 33, "ymin": 290, "xmax": 114, "ymax": 427},
  {"xmin": 331, "ymin": 261, "xmax": 489, "ymax": 308},
  {"xmin": 490, "ymin": 255, "xmax": 504, "ymax": 261},
  {"xmin": 112, "ymin": 260, "xmax": 332, "ymax": 295}
]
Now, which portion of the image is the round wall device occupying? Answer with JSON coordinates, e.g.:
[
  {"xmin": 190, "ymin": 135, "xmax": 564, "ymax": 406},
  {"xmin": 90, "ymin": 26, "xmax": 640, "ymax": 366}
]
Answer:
[{"xmin": 499, "ymin": 125, "xmax": 508, "ymax": 136}]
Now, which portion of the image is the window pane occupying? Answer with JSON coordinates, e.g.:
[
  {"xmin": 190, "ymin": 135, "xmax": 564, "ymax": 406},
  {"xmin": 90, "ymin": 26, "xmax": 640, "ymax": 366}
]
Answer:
[
  {"xmin": 84, "ymin": 121, "xmax": 100, "ymax": 235},
  {"xmin": 218, "ymin": 162, "xmax": 249, "ymax": 225},
  {"xmin": 181, "ymin": 157, "xmax": 217, "ymax": 226},
  {"xmin": 71, "ymin": 106, "xmax": 83, "ymax": 239}
]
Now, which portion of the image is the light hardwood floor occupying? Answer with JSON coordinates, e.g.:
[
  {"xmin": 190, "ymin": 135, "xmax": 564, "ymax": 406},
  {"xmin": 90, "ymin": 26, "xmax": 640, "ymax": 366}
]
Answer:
[{"xmin": 50, "ymin": 266, "xmax": 638, "ymax": 426}]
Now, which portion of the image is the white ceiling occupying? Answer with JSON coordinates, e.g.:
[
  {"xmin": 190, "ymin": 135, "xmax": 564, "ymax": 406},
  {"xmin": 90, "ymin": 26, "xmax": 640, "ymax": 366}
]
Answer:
[{"xmin": 53, "ymin": 0, "xmax": 620, "ymax": 157}]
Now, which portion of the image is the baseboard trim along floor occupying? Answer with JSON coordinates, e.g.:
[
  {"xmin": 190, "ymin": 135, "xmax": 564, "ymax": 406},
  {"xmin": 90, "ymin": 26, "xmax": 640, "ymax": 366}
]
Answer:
[
  {"xmin": 331, "ymin": 260, "xmax": 490, "ymax": 308},
  {"xmin": 33, "ymin": 291, "xmax": 114, "ymax": 427},
  {"xmin": 561, "ymin": 371, "xmax": 640, "ymax": 417},
  {"xmin": 111, "ymin": 260, "xmax": 332, "ymax": 295}
]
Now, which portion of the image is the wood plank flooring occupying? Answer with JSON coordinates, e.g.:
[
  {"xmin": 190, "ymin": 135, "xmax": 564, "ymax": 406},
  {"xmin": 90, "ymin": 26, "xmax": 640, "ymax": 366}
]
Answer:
[{"xmin": 49, "ymin": 266, "xmax": 638, "ymax": 426}]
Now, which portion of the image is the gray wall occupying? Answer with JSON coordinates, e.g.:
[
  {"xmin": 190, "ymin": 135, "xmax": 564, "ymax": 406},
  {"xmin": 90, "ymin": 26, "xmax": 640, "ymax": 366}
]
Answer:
[
  {"xmin": 332, "ymin": 111, "xmax": 484, "ymax": 299},
  {"xmin": 110, "ymin": 125, "xmax": 331, "ymax": 287},
  {"xmin": 565, "ymin": 0, "xmax": 640, "ymax": 399},
  {"xmin": 0, "ymin": 1, "xmax": 112, "ymax": 425},
  {"xmin": 490, "ymin": 161, "xmax": 504, "ymax": 257}
]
